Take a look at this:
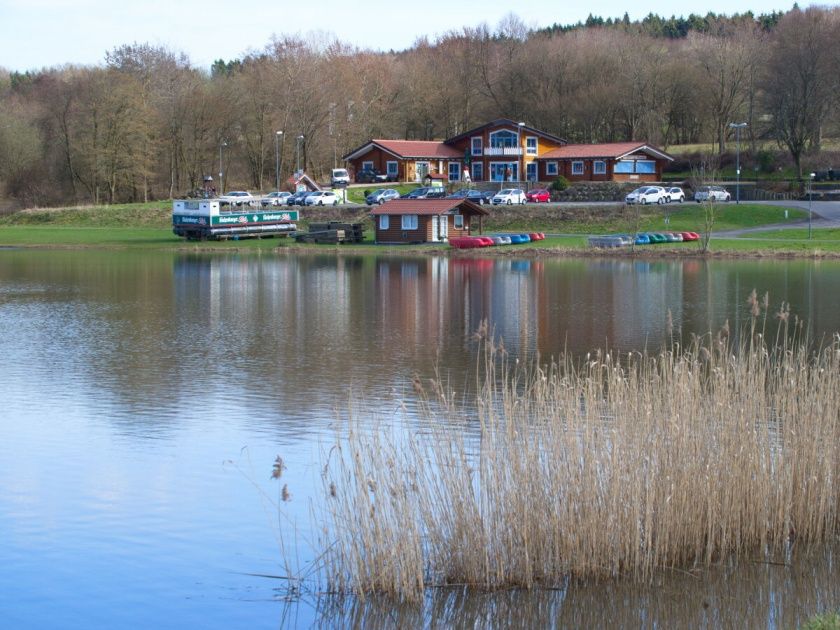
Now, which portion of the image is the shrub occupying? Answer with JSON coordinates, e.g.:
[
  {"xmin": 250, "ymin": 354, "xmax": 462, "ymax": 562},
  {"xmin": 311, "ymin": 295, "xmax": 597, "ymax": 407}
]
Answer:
[{"xmin": 550, "ymin": 175, "xmax": 569, "ymax": 192}]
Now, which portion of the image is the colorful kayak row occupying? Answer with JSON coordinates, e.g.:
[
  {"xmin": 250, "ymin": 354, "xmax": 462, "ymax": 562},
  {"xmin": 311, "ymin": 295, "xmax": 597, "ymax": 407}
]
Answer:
[
  {"xmin": 449, "ymin": 233, "xmax": 546, "ymax": 249},
  {"xmin": 588, "ymin": 231, "xmax": 700, "ymax": 248}
]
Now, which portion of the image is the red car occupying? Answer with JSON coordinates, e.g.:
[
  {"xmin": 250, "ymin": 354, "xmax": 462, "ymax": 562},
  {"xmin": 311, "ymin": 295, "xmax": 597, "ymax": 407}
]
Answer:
[{"xmin": 526, "ymin": 188, "xmax": 551, "ymax": 203}]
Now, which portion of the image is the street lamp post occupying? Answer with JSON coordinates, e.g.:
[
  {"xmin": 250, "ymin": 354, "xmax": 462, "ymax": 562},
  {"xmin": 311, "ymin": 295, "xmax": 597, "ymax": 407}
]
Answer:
[
  {"xmin": 218, "ymin": 141, "xmax": 227, "ymax": 195},
  {"xmin": 295, "ymin": 135, "xmax": 304, "ymax": 175},
  {"xmin": 274, "ymin": 131, "xmax": 283, "ymax": 191},
  {"xmin": 809, "ymin": 172, "xmax": 815, "ymax": 240},
  {"xmin": 517, "ymin": 121, "xmax": 525, "ymax": 184},
  {"xmin": 728, "ymin": 122, "xmax": 747, "ymax": 204}
]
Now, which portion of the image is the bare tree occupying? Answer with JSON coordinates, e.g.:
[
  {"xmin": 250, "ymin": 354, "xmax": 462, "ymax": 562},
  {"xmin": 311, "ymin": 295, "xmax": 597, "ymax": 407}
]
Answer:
[{"xmin": 762, "ymin": 7, "xmax": 840, "ymax": 178}]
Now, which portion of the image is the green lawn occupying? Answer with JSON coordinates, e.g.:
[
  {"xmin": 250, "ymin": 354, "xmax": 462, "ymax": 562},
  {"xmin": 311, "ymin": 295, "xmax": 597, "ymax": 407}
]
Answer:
[
  {"xmin": 345, "ymin": 184, "xmax": 421, "ymax": 204},
  {"xmin": 0, "ymin": 200, "xmax": 827, "ymax": 255}
]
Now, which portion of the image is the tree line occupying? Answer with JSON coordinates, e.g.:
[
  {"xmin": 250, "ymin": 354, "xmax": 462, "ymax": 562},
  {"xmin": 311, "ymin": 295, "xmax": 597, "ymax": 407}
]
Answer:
[{"xmin": 0, "ymin": 6, "xmax": 838, "ymax": 208}]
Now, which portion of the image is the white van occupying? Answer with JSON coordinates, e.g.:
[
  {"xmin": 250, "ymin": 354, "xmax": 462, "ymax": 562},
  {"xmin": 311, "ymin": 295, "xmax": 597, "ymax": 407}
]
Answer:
[{"xmin": 331, "ymin": 168, "xmax": 350, "ymax": 186}]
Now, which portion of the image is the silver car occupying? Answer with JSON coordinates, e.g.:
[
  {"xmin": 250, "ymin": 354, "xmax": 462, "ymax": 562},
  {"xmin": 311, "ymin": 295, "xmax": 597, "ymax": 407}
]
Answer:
[{"xmin": 694, "ymin": 186, "xmax": 731, "ymax": 203}]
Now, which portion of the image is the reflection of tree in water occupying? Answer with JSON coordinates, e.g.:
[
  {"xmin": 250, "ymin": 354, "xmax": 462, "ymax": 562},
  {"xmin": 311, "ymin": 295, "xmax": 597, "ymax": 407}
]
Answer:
[{"xmin": 303, "ymin": 544, "xmax": 840, "ymax": 629}]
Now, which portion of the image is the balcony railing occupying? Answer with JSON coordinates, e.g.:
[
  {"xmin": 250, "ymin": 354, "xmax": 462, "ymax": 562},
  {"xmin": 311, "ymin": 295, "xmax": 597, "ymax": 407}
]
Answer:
[{"xmin": 483, "ymin": 147, "xmax": 523, "ymax": 156}]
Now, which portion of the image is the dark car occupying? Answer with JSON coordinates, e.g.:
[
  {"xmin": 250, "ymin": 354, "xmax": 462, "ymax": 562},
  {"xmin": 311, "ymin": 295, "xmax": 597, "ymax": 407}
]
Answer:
[
  {"xmin": 355, "ymin": 167, "xmax": 388, "ymax": 184},
  {"xmin": 448, "ymin": 189, "xmax": 491, "ymax": 204},
  {"xmin": 287, "ymin": 191, "xmax": 314, "ymax": 206},
  {"xmin": 405, "ymin": 186, "xmax": 446, "ymax": 199}
]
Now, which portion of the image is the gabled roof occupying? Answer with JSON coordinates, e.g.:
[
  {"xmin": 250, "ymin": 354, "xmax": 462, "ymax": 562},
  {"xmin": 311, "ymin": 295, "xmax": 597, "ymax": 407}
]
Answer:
[
  {"xmin": 369, "ymin": 198, "xmax": 488, "ymax": 216},
  {"xmin": 444, "ymin": 118, "xmax": 566, "ymax": 146},
  {"xmin": 343, "ymin": 139, "xmax": 462, "ymax": 161},
  {"xmin": 539, "ymin": 142, "xmax": 674, "ymax": 161}
]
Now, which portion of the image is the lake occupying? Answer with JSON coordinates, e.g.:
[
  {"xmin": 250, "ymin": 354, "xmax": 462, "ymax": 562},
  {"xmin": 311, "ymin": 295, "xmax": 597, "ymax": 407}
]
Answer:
[{"xmin": 1, "ymin": 249, "xmax": 838, "ymax": 628}]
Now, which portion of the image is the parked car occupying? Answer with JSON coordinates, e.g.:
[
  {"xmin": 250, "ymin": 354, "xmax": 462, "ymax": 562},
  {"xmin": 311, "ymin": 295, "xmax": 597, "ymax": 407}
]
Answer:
[
  {"xmin": 366, "ymin": 188, "xmax": 401, "ymax": 205},
  {"xmin": 219, "ymin": 191, "xmax": 255, "ymax": 206},
  {"xmin": 694, "ymin": 185, "xmax": 731, "ymax": 203},
  {"xmin": 492, "ymin": 188, "xmax": 527, "ymax": 205},
  {"xmin": 663, "ymin": 187, "xmax": 685, "ymax": 203},
  {"xmin": 625, "ymin": 186, "xmax": 667, "ymax": 205},
  {"xmin": 286, "ymin": 191, "xmax": 308, "ymax": 206},
  {"xmin": 261, "ymin": 191, "xmax": 292, "ymax": 207},
  {"xmin": 447, "ymin": 189, "xmax": 491, "ymax": 204},
  {"xmin": 355, "ymin": 167, "xmax": 389, "ymax": 184},
  {"xmin": 405, "ymin": 186, "xmax": 446, "ymax": 199},
  {"xmin": 331, "ymin": 168, "xmax": 350, "ymax": 186},
  {"xmin": 304, "ymin": 191, "xmax": 340, "ymax": 206},
  {"xmin": 526, "ymin": 188, "xmax": 551, "ymax": 203}
]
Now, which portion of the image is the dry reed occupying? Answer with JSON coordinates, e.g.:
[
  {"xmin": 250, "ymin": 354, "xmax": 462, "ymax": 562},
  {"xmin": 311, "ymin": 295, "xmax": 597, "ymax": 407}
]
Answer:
[{"xmin": 316, "ymin": 308, "xmax": 840, "ymax": 603}]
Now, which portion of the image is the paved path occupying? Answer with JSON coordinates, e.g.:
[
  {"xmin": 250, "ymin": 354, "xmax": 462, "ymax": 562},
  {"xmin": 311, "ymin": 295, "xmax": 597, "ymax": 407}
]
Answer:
[{"xmin": 715, "ymin": 200, "xmax": 840, "ymax": 237}]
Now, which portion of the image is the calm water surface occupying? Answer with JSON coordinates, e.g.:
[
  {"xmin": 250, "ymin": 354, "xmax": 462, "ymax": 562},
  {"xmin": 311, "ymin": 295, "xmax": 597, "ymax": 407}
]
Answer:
[{"xmin": 1, "ymin": 249, "xmax": 839, "ymax": 628}]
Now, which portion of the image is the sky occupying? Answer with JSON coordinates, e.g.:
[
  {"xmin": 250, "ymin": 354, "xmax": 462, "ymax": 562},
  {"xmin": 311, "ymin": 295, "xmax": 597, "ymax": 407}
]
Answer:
[{"xmin": 0, "ymin": 0, "xmax": 809, "ymax": 72}]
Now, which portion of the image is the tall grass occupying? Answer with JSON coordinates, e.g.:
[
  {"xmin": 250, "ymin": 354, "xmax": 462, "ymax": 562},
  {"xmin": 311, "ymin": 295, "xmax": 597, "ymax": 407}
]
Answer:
[{"xmin": 316, "ymin": 302, "xmax": 840, "ymax": 603}]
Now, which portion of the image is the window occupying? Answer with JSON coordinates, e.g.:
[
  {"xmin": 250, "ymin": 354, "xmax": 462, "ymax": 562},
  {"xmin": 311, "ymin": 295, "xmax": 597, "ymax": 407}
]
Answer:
[
  {"xmin": 386, "ymin": 161, "xmax": 398, "ymax": 177},
  {"xmin": 401, "ymin": 215, "xmax": 418, "ymax": 230},
  {"xmin": 453, "ymin": 214, "xmax": 464, "ymax": 229},
  {"xmin": 614, "ymin": 160, "xmax": 656, "ymax": 174},
  {"xmin": 489, "ymin": 129, "xmax": 518, "ymax": 148},
  {"xmin": 572, "ymin": 161, "xmax": 584, "ymax": 175},
  {"xmin": 471, "ymin": 137, "xmax": 482, "ymax": 156},
  {"xmin": 526, "ymin": 137, "xmax": 537, "ymax": 156},
  {"xmin": 526, "ymin": 162, "xmax": 537, "ymax": 182},
  {"xmin": 593, "ymin": 160, "xmax": 606, "ymax": 175},
  {"xmin": 471, "ymin": 162, "xmax": 483, "ymax": 181},
  {"xmin": 379, "ymin": 215, "xmax": 389, "ymax": 230},
  {"xmin": 448, "ymin": 162, "xmax": 461, "ymax": 181},
  {"xmin": 362, "ymin": 160, "xmax": 374, "ymax": 171},
  {"xmin": 546, "ymin": 162, "xmax": 558, "ymax": 176}
]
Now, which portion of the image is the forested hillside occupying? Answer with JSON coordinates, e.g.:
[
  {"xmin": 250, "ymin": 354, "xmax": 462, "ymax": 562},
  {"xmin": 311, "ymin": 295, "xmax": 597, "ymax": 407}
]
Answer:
[{"xmin": 0, "ymin": 6, "xmax": 837, "ymax": 207}]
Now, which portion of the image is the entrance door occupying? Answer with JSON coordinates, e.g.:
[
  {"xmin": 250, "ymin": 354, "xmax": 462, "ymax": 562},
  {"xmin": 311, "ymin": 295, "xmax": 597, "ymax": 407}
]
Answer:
[
  {"xmin": 490, "ymin": 162, "xmax": 518, "ymax": 182},
  {"xmin": 430, "ymin": 215, "xmax": 439, "ymax": 242},
  {"xmin": 415, "ymin": 161, "xmax": 430, "ymax": 182},
  {"xmin": 439, "ymin": 214, "xmax": 448, "ymax": 241}
]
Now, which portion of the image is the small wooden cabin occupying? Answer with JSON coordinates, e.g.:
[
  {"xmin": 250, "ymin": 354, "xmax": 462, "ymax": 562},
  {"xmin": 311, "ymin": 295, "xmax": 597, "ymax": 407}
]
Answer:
[{"xmin": 369, "ymin": 199, "xmax": 488, "ymax": 244}]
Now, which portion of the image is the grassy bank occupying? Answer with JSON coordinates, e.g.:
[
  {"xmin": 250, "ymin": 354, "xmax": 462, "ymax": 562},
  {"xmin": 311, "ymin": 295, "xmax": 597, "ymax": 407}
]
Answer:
[
  {"xmin": 316, "ymin": 313, "xmax": 840, "ymax": 602},
  {"xmin": 0, "ymin": 200, "xmax": 834, "ymax": 256}
]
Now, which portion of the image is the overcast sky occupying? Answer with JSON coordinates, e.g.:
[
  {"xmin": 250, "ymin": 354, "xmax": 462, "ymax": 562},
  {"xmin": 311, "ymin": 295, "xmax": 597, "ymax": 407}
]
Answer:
[{"xmin": 0, "ymin": 0, "xmax": 805, "ymax": 72}]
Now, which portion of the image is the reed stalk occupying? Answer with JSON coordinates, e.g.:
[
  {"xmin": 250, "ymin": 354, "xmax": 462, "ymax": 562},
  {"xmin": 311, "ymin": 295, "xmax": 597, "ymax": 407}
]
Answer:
[{"xmin": 317, "ymin": 313, "xmax": 840, "ymax": 603}]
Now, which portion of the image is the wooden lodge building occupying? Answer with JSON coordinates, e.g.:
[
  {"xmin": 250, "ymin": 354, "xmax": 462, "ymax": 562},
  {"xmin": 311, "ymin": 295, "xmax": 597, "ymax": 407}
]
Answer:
[
  {"xmin": 343, "ymin": 119, "xmax": 673, "ymax": 184},
  {"xmin": 369, "ymin": 199, "xmax": 488, "ymax": 244}
]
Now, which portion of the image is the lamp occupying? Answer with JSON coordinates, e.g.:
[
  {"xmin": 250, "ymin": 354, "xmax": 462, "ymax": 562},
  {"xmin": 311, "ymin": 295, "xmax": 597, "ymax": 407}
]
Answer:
[{"xmin": 728, "ymin": 122, "xmax": 747, "ymax": 204}]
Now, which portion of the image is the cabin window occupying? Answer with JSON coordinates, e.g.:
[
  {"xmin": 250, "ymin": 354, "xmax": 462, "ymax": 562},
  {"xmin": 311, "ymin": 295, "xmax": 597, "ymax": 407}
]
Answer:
[
  {"xmin": 379, "ymin": 215, "xmax": 389, "ymax": 230},
  {"xmin": 572, "ymin": 161, "xmax": 584, "ymax": 175},
  {"xmin": 546, "ymin": 162, "xmax": 558, "ymax": 176},
  {"xmin": 489, "ymin": 129, "xmax": 518, "ymax": 148},
  {"xmin": 615, "ymin": 159, "xmax": 655, "ymax": 174},
  {"xmin": 401, "ymin": 215, "xmax": 418, "ymax": 230},
  {"xmin": 448, "ymin": 162, "xmax": 461, "ymax": 181},
  {"xmin": 453, "ymin": 214, "xmax": 464, "ymax": 229},
  {"xmin": 471, "ymin": 137, "xmax": 482, "ymax": 156},
  {"xmin": 593, "ymin": 160, "xmax": 606, "ymax": 175},
  {"xmin": 386, "ymin": 161, "xmax": 398, "ymax": 177},
  {"xmin": 471, "ymin": 162, "xmax": 483, "ymax": 181},
  {"xmin": 362, "ymin": 160, "xmax": 374, "ymax": 171},
  {"xmin": 526, "ymin": 137, "xmax": 537, "ymax": 156}
]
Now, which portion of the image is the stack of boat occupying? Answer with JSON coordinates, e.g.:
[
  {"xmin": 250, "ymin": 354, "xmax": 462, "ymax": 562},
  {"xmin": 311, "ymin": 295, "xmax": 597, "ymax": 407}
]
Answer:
[
  {"xmin": 449, "ymin": 233, "xmax": 545, "ymax": 249},
  {"xmin": 588, "ymin": 231, "xmax": 700, "ymax": 248}
]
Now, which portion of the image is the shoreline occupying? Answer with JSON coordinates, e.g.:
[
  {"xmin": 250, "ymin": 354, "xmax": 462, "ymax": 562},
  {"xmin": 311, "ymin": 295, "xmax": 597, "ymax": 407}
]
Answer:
[{"xmin": 3, "ymin": 239, "xmax": 839, "ymax": 260}]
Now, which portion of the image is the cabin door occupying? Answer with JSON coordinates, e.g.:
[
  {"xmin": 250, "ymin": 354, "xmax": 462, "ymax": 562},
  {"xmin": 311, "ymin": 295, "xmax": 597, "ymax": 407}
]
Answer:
[{"xmin": 430, "ymin": 215, "xmax": 439, "ymax": 242}]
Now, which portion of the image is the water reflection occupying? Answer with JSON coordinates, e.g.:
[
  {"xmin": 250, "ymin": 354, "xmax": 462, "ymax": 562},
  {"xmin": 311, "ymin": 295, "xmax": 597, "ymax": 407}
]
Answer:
[
  {"xmin": 2, "ymin": 249, "xmax": 840, "ymax": 627},
  {"xmin": 308, "ymin": 545, "xmax": 839, "ymax": 629}
]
